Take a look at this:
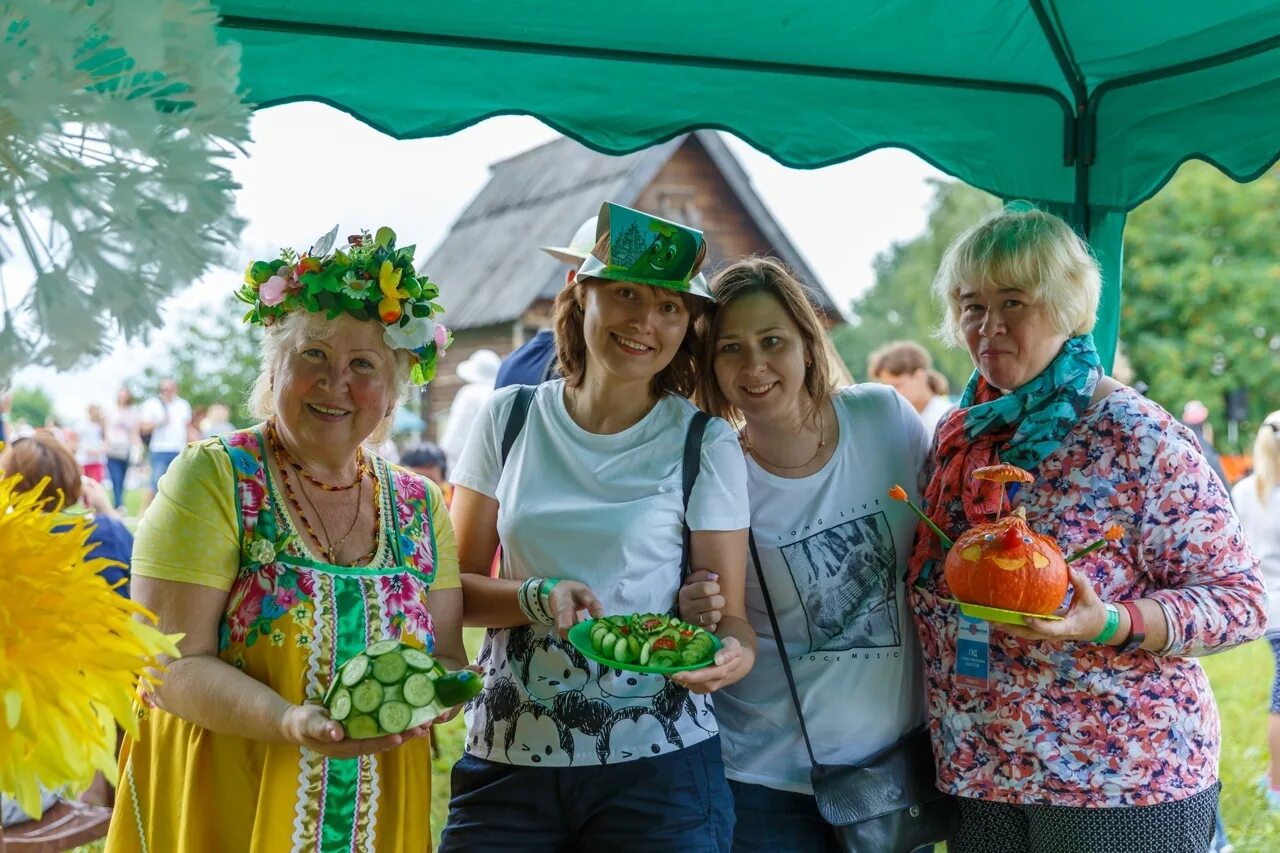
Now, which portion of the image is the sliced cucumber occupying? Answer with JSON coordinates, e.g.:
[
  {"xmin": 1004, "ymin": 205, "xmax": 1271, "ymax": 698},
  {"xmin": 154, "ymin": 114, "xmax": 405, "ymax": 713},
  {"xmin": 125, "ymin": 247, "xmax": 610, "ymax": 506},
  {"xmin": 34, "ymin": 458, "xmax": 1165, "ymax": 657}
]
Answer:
[
  {"xmin": 651, "ymin": 650, "xmax": 679, "ymax": 668},
  {"xmin": 639, "ymin": 640, "xmax": 652, "ymax": 666},
  {"xmin": 383, "ymin": 683, "xmax": 403, "ymax": 704},
  {"xmin": 321, "ymin": 675, "xmax": 340, "ymax": 706},
  {"xmin": 403, "ymin": 673, "xmax": 436, "ymax": 707},
  {"xmin": 402, "ymin": 648, "xmax": 436, "ymax": 672},
  {"xmin": 365, "ymin": 639, "xmax": 402, "ymax": 657},
  {"xmin": 408, "ymin": 705, "xmax": 437, "ymax": 729},
  {"xmin": 351, "ymin": 678, "xmax": 384, "ymax": 713},
  {"xmin": 615, "ymin": 639, "xmax": 635, "ymax": 664},
  {"xmin": 345, "ymin": 714, "xmax": 380, "ymax": 739},
  {"xmin": 372, "ymin": 651, "xmax": 408, "ymax": 684},
  {"xmin": 329, "ymin": 687, "xmax": 352, "ymax": 722},
  {"xmin": 340, "ymin": 654, "xmax": 370, "ymax": 687},
  {"xmin": 680, "ymin": 643, "xmax": 708, "ymax": 666},
  {"xmin": 378, "ymin": 701, "xmax": 413, "ymax": 734}
]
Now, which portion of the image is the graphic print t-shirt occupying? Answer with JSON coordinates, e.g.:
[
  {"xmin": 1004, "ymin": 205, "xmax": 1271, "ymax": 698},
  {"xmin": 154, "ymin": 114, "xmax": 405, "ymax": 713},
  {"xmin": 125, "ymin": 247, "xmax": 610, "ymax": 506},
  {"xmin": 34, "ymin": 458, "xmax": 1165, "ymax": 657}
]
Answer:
[
  {"xmin": 716, "ymin": 385, "xmax": 930, "ymax": 794},
  {"xmin": 452, "ymin": 381, "xmax": 750, "ymax": 767}
]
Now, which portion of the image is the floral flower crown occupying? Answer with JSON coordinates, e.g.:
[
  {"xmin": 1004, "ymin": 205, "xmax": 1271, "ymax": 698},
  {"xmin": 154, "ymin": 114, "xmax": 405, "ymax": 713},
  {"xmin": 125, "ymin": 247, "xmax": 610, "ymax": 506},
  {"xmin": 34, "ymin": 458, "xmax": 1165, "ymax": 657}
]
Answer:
[{"xmin": 236, "ymin": 225, "xmax": 450, "ymax": 385}]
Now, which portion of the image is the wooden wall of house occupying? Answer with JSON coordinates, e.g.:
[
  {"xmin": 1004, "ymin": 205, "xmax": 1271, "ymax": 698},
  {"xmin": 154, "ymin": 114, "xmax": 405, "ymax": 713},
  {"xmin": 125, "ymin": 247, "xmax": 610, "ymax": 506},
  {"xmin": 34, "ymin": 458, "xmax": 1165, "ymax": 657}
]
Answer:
[
  {"xmin": 634, "ymin": 136, "xmax": 775, "ymax": 276},
  {"xmin": 419, "ymin": 322, "xmax": 517, "ymax": 441}
]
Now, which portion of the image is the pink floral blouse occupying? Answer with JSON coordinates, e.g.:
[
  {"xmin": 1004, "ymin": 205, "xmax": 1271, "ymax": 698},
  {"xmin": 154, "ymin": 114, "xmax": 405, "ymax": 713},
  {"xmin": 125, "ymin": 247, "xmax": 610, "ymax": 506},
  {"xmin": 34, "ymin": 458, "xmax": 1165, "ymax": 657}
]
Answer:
[{"xmin": 908, "ymin": 387, "xmax": 1266, "ymax": 807}]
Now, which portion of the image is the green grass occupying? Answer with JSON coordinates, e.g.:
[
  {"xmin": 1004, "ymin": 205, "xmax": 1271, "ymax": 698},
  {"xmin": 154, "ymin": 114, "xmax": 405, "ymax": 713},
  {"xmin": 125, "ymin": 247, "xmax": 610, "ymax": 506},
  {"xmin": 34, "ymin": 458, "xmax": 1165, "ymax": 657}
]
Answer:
[{"xmin": 72, "ymin": 638, "xmax": 1280, "ymax": 852}]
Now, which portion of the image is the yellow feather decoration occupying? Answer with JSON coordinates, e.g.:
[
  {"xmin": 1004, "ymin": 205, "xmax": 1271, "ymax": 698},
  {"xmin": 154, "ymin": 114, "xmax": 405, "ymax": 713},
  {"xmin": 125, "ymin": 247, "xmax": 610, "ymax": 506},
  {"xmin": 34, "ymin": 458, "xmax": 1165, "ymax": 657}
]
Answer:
[{"xmin": 0, "ymin": 464, "xmax": 181, "ymax": 817}]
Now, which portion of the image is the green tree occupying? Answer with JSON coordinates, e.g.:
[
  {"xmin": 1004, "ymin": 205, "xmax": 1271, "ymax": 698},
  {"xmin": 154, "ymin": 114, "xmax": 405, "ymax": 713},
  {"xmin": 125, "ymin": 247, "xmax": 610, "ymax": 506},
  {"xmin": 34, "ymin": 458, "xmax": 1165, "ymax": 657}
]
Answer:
[
  {"xmin": 137, "ymin": 296, "xmax": 261, "ymax": 427},
  {"xmin": 1122, "ymin": 163, "xmax": 1280, "ymax": 451},
  {"xmin": 833, "ymin": 179, "xmax": 999, "ymax": 388},
  {"xmin": 8, "ymin": 386, "xmax": 53, "ymax": 427}
]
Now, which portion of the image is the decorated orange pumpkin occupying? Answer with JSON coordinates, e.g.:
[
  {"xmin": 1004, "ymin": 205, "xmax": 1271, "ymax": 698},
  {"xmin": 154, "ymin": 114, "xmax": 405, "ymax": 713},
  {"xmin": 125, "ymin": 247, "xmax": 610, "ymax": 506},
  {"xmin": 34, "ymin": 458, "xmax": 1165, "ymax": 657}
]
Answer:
[
  {"xmin": 942, "ymin": 507, "xmax": 1068, "ymax": 614},
  {"xmin": 890, "ymin": 464, "xmax": 1124, "ymax": 617}
]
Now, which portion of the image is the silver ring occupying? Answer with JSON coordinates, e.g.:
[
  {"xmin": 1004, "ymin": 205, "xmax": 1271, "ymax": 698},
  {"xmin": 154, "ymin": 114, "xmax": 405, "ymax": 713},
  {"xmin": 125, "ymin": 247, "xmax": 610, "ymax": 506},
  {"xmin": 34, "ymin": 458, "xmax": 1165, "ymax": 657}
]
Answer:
[{"xmin": 698, "ymin": 612, "xmax": 707, "ymax": 625}]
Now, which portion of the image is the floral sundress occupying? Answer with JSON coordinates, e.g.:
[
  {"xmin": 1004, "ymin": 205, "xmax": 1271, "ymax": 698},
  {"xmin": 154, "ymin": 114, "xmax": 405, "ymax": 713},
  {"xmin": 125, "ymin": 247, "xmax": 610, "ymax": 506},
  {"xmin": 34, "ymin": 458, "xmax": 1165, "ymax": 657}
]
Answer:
[{"xmin": 107, "ymin": 429, "xmax": 441, "ymax": 852}]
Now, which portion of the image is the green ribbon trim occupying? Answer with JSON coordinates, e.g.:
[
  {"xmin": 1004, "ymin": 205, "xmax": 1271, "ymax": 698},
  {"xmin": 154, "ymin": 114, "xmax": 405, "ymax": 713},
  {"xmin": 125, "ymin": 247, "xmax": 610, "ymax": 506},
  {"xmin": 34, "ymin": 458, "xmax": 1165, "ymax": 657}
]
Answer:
[{"xmin": 319, "ymin": 572, "xmax": 371, "ymax": 852}]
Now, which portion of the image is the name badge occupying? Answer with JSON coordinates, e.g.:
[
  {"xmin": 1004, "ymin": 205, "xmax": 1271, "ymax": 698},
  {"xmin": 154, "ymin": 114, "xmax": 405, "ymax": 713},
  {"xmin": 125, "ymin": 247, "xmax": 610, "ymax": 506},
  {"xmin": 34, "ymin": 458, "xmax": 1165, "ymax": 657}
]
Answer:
[{"xmin": 955, "ymin": 612, "xmax": 991, "ymax": 690}]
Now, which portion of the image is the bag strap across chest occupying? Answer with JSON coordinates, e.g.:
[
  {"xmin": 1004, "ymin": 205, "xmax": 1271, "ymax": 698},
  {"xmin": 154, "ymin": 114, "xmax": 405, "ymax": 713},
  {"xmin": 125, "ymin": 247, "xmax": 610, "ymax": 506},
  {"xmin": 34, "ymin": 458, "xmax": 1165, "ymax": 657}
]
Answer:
[{"xmin": 500, "ymin": 385, "xmax": 708, "ymax": 580}]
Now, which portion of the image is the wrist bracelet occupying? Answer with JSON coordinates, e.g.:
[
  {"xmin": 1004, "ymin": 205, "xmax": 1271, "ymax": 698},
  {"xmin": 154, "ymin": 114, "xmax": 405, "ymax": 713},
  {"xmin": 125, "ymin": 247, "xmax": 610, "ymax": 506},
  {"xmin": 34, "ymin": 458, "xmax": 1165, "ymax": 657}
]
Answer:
[
  {"xmin": 1117, "ymin": 600, "xmax": 1146, "ymax": 653},
  {"xmin": 1091, "ymin": 603, "xmax": 1121, "ymax": 644},
  {"xmin": 529, "ymin": 578, "xmax": 554, "ymax": 625},
  {"xmin": 519, "ymin": 577, "xmax": 555, "ymax": 626},
  {"xmin": 516, "ymin": 578, "xmax": 539, "ymax": 624},
  {"xmin": 538, "ymin": 578, "xmax": 561, "ymax": 622}
]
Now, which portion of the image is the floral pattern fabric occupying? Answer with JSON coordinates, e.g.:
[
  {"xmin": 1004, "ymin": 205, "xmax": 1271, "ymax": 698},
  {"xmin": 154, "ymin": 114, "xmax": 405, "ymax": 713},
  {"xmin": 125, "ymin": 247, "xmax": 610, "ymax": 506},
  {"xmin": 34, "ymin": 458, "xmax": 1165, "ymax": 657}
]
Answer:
[
  {"xmin": 908, "ymin": 387, "xmax": 1266, "ymax": 807},
  {"xmin": 107, "ymin": 429, "xmax": 442, "ymax": 853}
]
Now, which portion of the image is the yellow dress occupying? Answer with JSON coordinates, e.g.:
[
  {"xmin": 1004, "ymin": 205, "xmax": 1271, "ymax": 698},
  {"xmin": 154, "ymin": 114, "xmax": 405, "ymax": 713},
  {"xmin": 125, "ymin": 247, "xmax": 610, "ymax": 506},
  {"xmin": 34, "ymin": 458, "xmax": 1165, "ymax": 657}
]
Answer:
[{"xmin": 105, "ymin": 430, "xmax": 459, "ymax": 853}]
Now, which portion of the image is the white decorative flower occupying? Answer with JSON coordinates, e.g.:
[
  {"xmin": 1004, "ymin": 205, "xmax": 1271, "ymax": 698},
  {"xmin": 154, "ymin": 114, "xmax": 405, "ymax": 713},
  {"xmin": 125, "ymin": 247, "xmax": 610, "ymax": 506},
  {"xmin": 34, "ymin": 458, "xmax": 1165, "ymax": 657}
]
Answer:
[{"xmin": 383, "ymin": 315, "xmax": 437, "ymax": 352}]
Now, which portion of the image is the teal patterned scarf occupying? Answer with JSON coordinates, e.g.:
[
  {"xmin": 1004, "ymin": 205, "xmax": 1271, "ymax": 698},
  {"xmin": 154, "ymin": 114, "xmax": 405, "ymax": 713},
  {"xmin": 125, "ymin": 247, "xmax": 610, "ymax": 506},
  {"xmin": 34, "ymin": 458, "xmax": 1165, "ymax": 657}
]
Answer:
[{"xmin": 924, "ymin": 334, "xmax": 1102, "ymax": 531}]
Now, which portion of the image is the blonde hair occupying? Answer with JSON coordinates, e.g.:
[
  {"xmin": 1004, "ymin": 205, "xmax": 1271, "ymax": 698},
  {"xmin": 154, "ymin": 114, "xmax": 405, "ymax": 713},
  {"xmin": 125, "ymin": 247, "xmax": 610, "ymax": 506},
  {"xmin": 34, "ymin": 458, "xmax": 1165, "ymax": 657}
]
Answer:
[
  {"xmin": 697, "ymin": 257, "xmax": 838, "ymax": 422},
  {"xmin": 1253, "ymin": 411, "xmax": 1280, "ymax": 506},
  {"xmin": 933, "ymin": 204, "xmax": 1101, "ymax": 348},
  {"xmin": 247, "ymin": 312, "xmax": 411, "ymax": 444}
]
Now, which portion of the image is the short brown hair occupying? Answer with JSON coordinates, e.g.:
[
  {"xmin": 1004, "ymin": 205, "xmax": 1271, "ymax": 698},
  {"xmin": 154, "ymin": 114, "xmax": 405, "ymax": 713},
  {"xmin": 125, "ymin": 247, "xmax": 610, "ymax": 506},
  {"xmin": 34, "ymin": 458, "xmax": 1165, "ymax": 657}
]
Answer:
[
  {"xmin": 697, "ymin": 257, "xmax": 837, "ymax": 422},
  {"xmin": 0, "ymin": 431, "xmax": 82, "ymax": 510},
  {"xmin": 868, "ymin": 340, "xmax": 932, "ymax": 378},
  {"xmin": 554, "ymin": 223, "xmax": 709, "ymax": 398}
]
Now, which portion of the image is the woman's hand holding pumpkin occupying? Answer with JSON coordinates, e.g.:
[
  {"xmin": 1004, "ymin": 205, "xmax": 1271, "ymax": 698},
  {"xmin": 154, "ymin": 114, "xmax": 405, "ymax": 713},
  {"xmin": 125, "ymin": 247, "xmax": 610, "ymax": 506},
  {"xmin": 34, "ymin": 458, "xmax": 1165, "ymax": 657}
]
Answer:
[{"xmin": 1001, "ymin": 568, "xmax": 1117, "ymax": 644}]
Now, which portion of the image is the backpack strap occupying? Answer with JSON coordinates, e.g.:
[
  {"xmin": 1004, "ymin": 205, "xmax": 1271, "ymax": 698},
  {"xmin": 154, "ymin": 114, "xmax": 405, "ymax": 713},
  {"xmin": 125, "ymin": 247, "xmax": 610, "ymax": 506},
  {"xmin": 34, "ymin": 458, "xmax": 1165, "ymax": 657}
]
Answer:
[
  {"xmin": 680, "ymin": 410, "xmax": 711, "ymax": 581},
  {"xmin": 501, "ymin": 385, "xmax": 536, "ymax": 468}
]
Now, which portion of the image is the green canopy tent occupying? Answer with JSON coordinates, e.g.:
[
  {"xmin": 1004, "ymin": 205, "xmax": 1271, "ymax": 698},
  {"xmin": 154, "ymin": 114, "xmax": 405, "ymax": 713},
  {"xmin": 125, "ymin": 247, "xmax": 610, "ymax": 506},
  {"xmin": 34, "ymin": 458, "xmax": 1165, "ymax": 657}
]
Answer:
[{"xmin": 214, "ymin": 1, "xmax": 1280, "ymax": 369}]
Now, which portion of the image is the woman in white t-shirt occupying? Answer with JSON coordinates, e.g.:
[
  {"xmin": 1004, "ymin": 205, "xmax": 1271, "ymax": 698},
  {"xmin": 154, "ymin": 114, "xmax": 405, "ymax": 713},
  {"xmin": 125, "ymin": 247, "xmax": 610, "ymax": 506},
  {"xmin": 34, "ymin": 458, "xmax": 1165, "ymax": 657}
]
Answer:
[
  {"xmin": 1232, "ymin": 412, "xmax": 1280, "ymax": 809},
  {"xmin": 441, "ymin": 203, "xmax": 754, "ymax": 852},
  {"xmin": 680, "ymin": 258, "xmax": 933, "ymax": 852}
]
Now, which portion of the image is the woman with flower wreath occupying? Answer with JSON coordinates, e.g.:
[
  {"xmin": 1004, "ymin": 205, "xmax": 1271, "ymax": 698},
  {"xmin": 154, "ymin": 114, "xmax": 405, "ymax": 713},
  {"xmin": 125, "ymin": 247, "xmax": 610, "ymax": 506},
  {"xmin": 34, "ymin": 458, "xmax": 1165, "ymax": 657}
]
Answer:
[{"xmin": 105, "ymin": 226, "xmax": 467, "ymax": 853}]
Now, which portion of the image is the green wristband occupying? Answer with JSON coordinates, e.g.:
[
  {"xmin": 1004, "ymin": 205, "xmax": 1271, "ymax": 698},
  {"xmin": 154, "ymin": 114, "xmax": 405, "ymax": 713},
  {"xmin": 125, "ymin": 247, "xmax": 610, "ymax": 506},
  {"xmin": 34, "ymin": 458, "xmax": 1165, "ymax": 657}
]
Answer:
[
  {"xmin": 1091, "ymin": 603, "xmax": 1121, "ymax": 644},
  {"xmin": 538, "ymin": 578, "xmax": 561, "ymax": 613}
]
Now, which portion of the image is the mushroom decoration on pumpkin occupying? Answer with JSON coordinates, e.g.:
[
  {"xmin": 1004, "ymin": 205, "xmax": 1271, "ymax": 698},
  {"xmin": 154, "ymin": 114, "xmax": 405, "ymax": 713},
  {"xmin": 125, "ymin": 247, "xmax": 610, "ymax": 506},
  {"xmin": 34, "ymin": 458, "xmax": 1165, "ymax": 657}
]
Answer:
[{"xmin": 890, "ymin": 466, "xmax": 1124, "ymax": 617}]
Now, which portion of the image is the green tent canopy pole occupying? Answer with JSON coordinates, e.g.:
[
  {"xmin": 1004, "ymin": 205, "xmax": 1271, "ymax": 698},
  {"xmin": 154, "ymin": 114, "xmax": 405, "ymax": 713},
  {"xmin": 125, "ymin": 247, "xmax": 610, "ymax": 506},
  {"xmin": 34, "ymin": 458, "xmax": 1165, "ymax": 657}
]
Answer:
[{"xmin": 1036, "ymin": 201, "xmax": 1124, "ymax": 374}]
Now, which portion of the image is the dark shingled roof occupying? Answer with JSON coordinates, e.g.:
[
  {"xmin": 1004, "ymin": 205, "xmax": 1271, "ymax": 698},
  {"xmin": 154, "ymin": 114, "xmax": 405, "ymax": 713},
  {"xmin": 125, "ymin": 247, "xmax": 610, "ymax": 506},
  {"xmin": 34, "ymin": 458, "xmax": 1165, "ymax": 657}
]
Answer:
[{"xmin": 426, "ymin": 131, "xmax": 840, "ymax": 329}]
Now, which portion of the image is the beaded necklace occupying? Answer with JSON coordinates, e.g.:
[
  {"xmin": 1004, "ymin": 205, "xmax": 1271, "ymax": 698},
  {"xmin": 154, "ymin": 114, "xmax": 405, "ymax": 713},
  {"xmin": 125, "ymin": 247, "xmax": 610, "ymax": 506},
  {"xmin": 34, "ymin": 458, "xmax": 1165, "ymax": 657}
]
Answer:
[
  {"xmin": 266, "ymin": 421, "xmax": 381, "ymax": 565},
  {"xmin": 271, "ymin": 428, "xmax": 370, "ymax": 491}
]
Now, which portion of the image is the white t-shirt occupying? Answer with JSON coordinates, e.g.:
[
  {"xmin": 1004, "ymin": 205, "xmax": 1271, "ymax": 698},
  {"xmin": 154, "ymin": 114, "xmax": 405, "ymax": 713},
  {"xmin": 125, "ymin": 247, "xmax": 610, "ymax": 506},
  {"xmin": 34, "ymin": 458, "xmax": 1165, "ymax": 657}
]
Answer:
[
  {"xmin": 716, "ymin": 384, "xmax": 929, "ymax": 794},
  {"xmin": 140, "ymin": 396, "xmax": 192, "ymax": 453},
  {"xmin": 920, "ymin": 394, "xmax": 955, "ymax": 445},
  {"xmin": 1232, "ymin": 475, "xmax": 1280, "ymax": 637},
  {"xmin": 73, "ymin": 420, "xmax": 105, "ymax": 467},
  {"xmin": 452, "ymin": 380, "xmax": 749, "ymax": 767}
]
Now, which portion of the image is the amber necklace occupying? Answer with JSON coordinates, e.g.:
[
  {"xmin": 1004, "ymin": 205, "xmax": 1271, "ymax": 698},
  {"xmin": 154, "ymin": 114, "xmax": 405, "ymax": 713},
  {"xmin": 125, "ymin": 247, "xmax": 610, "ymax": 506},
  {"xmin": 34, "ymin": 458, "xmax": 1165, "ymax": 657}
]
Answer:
[
  {"xmin": 270, "ymin": 427, "xmax": 369, "ymax": 491},
  {"xmin": 266, "ymin": 422, "xmax": 379, "ymax": 564},
  {"xmin": 741, "ymin": 412, "xmax": 828, "ymax": 471}
]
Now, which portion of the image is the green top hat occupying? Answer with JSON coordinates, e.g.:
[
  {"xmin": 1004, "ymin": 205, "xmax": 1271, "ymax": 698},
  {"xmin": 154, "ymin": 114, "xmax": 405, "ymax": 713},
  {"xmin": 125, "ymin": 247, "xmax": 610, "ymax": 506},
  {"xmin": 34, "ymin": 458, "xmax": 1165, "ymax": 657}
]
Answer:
[{"xmin": 574, "ymin": 202, "xmax": 711, "ymax": 299}]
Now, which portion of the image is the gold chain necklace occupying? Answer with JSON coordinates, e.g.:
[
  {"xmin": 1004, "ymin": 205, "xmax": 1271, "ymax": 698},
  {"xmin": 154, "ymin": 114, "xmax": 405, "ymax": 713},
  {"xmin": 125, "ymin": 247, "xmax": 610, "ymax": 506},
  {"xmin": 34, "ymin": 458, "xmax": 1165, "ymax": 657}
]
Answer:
[{"xmin": 742, "ymin": 415, "xmax": 827, "ymax": 471}]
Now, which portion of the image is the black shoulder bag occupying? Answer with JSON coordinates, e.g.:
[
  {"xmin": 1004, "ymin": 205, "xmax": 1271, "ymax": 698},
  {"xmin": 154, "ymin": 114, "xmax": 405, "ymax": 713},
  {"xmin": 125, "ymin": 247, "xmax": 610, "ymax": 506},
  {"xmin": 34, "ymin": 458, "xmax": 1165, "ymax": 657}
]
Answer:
[
  {"xmin": 748, "ymin": 532, "xmax": 958, "ymax": 852},
  {"xmin": 501, "ymin": 386, "xmax": 709, "ymax": 581}
]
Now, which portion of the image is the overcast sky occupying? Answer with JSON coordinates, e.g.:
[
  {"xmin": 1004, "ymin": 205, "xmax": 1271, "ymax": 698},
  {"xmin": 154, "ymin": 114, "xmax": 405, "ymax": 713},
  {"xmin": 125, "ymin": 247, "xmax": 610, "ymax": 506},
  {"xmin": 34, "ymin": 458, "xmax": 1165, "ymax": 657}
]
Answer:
[{"xmin": 10, "ymin": 102, "xmax": 947, "ymax": 420}]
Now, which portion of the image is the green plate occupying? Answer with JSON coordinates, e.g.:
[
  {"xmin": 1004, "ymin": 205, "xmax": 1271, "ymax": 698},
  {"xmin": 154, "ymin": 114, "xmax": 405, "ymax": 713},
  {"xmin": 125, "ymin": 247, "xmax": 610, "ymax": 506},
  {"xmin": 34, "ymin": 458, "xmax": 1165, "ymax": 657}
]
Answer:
[
  {"xmin": 567, "ymin": 619, "xmax": 722, "ymax": 675},
  {"xmin": 942, "ymin": 598, "xmax": 1066, "ymax": 626}
]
